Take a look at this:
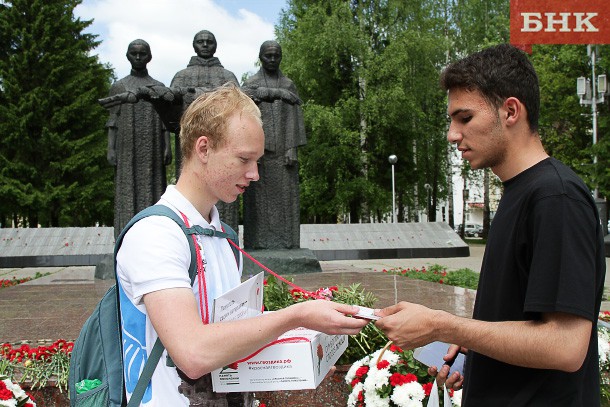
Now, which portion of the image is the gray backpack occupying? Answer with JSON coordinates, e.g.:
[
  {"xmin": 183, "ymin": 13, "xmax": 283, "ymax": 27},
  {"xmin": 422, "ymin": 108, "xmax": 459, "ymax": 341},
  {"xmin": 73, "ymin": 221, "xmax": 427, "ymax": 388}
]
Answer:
[{"xmin": 68, "ymin": 204, "xmax": 238, "ymax": 406}]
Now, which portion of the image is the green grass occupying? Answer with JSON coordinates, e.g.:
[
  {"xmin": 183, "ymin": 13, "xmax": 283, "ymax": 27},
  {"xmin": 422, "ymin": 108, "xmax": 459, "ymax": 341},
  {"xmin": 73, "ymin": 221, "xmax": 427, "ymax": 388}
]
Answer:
[{"xmin": 380, "ymin": 264, "xmax": 480, "ymax": 290}]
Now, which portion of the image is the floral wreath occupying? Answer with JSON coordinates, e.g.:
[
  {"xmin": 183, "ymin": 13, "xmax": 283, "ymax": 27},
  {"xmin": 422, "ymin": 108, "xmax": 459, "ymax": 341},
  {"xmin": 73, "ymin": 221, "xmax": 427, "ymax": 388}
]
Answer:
[
  {"xmin": 345, "ymin": 342, "xmax": 461, "ymax": 407},
  {"xmin": 0, "ymin": 375, "xmax": 36, "ymax": 407}
]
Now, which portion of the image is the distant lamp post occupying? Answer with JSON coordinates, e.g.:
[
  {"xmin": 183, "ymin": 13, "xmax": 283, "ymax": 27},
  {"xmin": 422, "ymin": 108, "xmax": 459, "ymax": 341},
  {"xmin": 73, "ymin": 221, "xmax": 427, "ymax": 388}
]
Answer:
[
  {"xmin": 424, "ymin": 183, "xmax": 432, "ymax": 221},
  {"xmin": 388, "ymin": 155, "xmax": 398, "ymax": 223},
  {"xmin": 577, "ymin": 45, "xmax": 607, "ymax": 199}
]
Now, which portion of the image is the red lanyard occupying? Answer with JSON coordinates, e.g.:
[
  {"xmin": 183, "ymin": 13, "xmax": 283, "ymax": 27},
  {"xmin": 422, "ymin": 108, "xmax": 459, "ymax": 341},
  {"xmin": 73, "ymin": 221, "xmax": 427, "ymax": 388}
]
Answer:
[
  {"xmin": 178, "ymin": 212, "xmax": 329, "ymax": 368},
  {"xmin": 226, "ymin": 239, "xmax": 322, "ymax": 299},
  {"xmin": 179, "ymin": 212, "xmax": 324, "ymax": 326},
  {"xmin": 179, "ymin": 212, "xmax": 210, "ymax": 325}
]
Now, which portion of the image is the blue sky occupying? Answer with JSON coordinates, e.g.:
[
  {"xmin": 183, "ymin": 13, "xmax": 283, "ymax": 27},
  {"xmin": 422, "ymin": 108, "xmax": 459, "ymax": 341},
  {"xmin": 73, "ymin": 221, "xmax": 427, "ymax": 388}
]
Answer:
[{"xmin": 75, "ymin": 0, "xmax": 289, "ymax": 85}]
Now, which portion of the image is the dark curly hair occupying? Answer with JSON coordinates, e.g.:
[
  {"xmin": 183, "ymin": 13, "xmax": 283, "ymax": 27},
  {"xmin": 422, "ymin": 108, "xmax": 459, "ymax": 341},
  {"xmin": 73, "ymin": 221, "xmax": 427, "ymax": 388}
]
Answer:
[{"xmin": 440, "ymin": 44, "xmax": 540, "ymax": 132}]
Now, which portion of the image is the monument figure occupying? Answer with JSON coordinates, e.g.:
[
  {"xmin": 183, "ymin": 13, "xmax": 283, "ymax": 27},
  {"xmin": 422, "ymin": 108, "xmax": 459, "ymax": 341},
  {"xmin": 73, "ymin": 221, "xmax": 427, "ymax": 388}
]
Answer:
[
  {"xmin": 169, "ymin": 30, "xmax": 240, "ymax": 169},
  {"xmin": 115, "ymin": 30, "xmax": 241, "ymax": 231},
  {"xmin": 242, "ymin": 40, "xmax": 307, "ymax": 249},
  {"xmin": 101, "ymin": 39, "xmax": 171, "ymax": 238},
  {"xmin": 166, "ymin": 30, "xmax": 240, "ymax": 230}
]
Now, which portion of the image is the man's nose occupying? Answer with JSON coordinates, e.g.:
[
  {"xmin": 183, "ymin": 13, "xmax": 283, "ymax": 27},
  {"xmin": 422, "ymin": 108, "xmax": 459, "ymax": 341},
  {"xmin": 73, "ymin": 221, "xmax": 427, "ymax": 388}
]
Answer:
[
  {"xmin": 447, "ymin": 123, "xmax": 462, "ymax": 144},
  {"xmin": 247, "ymin": 162, "xmax": 260, "ymax": 182}
]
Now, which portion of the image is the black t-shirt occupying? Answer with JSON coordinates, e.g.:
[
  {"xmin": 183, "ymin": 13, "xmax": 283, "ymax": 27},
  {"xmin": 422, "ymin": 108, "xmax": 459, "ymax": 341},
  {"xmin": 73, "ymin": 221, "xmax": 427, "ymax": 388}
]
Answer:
[{"xmin": 462, "ymin": 158, "xmax": 606, "ymax": 406}]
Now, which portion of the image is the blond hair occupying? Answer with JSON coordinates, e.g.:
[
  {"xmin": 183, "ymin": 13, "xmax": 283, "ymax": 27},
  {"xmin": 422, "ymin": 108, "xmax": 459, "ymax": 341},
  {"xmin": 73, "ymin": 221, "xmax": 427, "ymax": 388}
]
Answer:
[{"xmin": 179, "ymin": 83, "xmax": 262, "ymax": 162}]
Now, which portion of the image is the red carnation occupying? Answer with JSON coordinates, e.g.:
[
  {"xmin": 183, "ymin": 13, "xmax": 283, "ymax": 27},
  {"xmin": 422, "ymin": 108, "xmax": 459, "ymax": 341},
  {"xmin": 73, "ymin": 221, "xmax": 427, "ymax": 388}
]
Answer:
[
  {"xmin": 0, "ymin": 388, "xmax": 13, "ymax": 400},
  {"xmin": 377, "ymin": 359, "xmax": 390, "ymax": 369},
  {"xmin": 389, "ymin": 344, "xmax": 403, "ymax": 353},
  {"xmin": 422, "ymin": 381, "xmax": 434, "ymax": 396},
  {"xmin": 355, "ymin": 365, "xmax": 369, "ymax": 377}
]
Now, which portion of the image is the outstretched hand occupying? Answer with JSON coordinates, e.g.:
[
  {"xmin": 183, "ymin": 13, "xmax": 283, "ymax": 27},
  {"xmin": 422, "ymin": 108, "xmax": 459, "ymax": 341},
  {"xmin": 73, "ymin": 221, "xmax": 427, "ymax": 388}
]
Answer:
[
  {"xmin": 375, "ymin": 301, "xmax": 441, "ymax": 349},
  {"xmin": 427, "ymin": 344, "xmax": 466, "ymax": 391},
  {"xmin": 291, "ymin": 300, "xmax": 369, "ymax": 336}
]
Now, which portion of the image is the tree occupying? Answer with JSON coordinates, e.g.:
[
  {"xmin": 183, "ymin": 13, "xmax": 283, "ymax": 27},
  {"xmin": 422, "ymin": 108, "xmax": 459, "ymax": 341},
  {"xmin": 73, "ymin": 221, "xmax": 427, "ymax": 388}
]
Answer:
[
  {"xmin": 276, "ymin": 0, "xmax": 610, "ymax": 225},
  {"xmin": 277, "ymin": 0, "xmax": 451, "ymax": 223},
  {"xmin": 0, "ymin": 0, "xmax": 113, "ymax": 227}
]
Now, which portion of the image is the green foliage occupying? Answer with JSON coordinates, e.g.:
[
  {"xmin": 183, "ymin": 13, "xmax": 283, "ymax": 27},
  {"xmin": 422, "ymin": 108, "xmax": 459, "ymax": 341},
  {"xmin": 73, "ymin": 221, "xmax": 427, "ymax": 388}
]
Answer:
[
  {"xmin": 382, "ymin": 264, "xmax": 480, "ymax": 290},
  {"xmin": 262, "ymin": 275, "xmax": 388, "ymax": 365},
  {"xmin": 278, "ymin": 0, "xmax": 610, "ymax": 223},
  {"xmin": 261, "ymin": 274, "xmax": 302, "ymax": 311},
  {"xmin": 0, "ymin": 0, "xmax": 113, "ymax": 227},
  {"xmin": 278, "ymin": 0, "xmax": 457, "ymax": 223}
]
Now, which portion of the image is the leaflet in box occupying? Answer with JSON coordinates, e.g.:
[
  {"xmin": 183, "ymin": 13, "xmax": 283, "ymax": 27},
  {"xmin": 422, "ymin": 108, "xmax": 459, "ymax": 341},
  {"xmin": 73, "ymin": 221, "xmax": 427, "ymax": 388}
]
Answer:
[{"xmin": 211, "ymin": 327, "xmax": 347, "ymax": 392}]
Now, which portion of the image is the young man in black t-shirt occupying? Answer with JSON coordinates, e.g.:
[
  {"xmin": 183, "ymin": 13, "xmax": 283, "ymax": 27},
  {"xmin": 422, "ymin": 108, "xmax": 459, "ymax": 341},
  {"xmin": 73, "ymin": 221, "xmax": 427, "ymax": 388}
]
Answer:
[{"xmin": 376, "ymin": 44, "xmax": 606, "ymax": 406}]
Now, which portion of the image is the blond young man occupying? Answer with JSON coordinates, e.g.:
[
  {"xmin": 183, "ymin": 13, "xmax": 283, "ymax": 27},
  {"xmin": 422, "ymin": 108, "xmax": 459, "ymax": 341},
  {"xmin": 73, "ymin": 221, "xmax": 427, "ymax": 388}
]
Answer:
[{"xmin": 117, "ymin": 84, "xmax": 368, "ymax": 406}]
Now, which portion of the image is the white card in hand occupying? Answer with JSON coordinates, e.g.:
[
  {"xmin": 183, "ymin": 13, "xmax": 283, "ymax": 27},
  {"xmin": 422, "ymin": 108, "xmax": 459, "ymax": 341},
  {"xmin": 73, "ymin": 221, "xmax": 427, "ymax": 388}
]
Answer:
[{"xmin": 353, "ymin": 306, "xmax": 380, "ymax": 320}]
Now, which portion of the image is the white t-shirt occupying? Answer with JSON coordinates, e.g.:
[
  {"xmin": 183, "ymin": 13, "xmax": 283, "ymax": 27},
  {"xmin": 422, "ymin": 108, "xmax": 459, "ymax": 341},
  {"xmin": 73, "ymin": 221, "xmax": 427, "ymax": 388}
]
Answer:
[{"xmin": 116, "ymin": 185, "xmax": 242, "ymax": 406}]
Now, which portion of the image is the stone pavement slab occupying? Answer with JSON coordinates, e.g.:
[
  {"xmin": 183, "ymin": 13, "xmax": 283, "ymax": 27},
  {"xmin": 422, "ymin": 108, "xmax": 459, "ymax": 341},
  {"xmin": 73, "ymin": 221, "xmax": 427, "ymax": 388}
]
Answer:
[
  {"xmin": 1, "ymin": 244, "xmax": 609, "ymax": 344},
  {"xmin": 0, "ymin": 261, "xmax": 475, "ymax": 343},
  {"xmin": 0, "ymin": 278, "xmax": 114, "ymax": 343}
]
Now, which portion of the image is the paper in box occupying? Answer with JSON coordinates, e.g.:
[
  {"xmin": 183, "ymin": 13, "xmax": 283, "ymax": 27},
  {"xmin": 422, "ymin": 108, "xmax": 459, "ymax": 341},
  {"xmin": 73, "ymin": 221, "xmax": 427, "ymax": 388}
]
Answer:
[{"xmin": 211, "ymin": 326, "xmax": 348, "ymax": 392}]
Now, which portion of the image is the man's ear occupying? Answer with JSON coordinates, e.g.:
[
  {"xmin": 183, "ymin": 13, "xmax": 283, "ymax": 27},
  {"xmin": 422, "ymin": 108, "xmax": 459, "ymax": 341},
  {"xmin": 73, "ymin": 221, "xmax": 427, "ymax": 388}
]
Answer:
[
  {"xmin": 503, "ymin": 97, "xmax": 522, "ymax": 126},
  {"xmin": 195, "ymin": 136, "xmax": 210, "ymax": 163}
]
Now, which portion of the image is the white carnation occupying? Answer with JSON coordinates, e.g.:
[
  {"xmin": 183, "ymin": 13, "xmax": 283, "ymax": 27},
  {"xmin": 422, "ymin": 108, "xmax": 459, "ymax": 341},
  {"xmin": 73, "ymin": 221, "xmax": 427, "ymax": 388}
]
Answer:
[
  {"xmin": 598, "ymin": 327, "xmax": 610, "ymax": 367},
  {"xmin": 451, "ymin": 389, "xmax": 463, "ymax": 406},
  {"xmin": 363, "ymin": 390, "xmax": 391, "ymax": 407},
  {"xmin": 347, "ymin": 382, "xmax": 364, "ymax": 407},
  {"xmin": 363, "ymin": 364, "xmax": 390, "ymax": 394},
  {"xmin": 6, "ymin": 381, "xmax": 26, "ymax": 400},
  {"xmin": 390, "ymin": 381, "xmax": 425, "ymax": 407},
  {"xmin": 345, "ymin": 356, "xmax": 370, "ymax": 384}
]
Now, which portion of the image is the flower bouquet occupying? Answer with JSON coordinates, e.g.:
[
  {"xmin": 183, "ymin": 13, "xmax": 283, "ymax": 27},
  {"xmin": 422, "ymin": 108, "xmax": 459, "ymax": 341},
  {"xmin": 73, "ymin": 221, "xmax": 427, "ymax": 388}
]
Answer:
[
  {"xmin": 0, "ymin": 375, "xmax": 36, "ymax": 407},
  {"xmin": 0, "ymin": 340, "xmax": 73, "ymax": 392},
  {"xmin": 345, "ymin": 343, "xmax": 462, "ymax": 407}
]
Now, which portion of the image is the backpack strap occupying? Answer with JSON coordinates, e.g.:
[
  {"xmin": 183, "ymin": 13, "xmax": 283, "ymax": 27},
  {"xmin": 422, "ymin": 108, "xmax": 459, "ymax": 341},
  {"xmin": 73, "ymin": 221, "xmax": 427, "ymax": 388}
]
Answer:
[
  {"xmin": 220, "ymin": 221, "xmax": 240, "ymax": 270},
  {"xmin": 117, "ymin": 205, "xmax": 196, "ymax": 407},
  {"xmin": 118, "ymin": 205, "xmax": 240, "ymax": 407},
  {"xmin": 116, "ymin": 205, "xmax": 200, "ymax": 284}
]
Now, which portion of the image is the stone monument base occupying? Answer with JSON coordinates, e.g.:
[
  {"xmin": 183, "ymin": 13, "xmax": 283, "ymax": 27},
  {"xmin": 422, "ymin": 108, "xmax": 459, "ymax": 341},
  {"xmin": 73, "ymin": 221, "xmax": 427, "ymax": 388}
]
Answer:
[
  {"xmin": 242, "ymin": 248, "xmax": 322, "ymax": 275},
  {"xmin": 94, "ymin": 253, "xmax": 114, "ymax": 280}
]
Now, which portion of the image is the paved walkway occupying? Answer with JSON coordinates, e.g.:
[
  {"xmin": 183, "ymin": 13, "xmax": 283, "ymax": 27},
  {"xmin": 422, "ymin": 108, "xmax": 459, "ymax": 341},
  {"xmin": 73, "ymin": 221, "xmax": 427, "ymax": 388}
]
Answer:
[{"xmin": 1, "ymin": 244, "xmax": 609, "ymax": 344}]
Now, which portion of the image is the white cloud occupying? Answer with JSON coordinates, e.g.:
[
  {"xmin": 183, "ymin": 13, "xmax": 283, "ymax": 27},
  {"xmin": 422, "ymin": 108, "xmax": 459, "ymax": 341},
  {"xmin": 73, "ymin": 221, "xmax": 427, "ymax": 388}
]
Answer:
[{"xmin": 75, "ymin": 0, "xmax": 276, "ymax": 85}]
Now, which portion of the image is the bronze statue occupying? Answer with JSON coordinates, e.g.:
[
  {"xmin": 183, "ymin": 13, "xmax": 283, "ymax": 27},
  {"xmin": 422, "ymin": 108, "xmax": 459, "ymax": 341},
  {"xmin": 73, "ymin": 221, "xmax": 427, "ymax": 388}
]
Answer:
[
  {"xmin": 101, "ymin": 39, "xmax": 171, "ymax": 238},
  {"xmin": 170, "ymin": 30, "xmax": 240, "ymax": 171},
  {"xmin": 171, "ymin": 30, "xmax": 240, "ymax": 230},
  {"xmin": 100, "ymin": 31, "xmax": 241, "ymax": 231},
  {"xmin": 242, "ymin": 41, "xmax": 307, "ymax": 249}
]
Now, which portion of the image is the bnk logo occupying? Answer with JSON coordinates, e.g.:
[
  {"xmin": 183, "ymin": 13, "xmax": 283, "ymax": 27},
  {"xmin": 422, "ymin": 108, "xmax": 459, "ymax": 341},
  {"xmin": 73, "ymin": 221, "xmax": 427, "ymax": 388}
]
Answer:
[{"xmin": 521, "ymin": 12, "xmax": 599, "ymax": 33}]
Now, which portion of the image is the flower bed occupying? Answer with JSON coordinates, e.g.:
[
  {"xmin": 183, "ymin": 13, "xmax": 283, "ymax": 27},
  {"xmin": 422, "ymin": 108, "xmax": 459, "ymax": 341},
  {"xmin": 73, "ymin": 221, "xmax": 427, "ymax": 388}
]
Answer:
[
  {"xmin": 379, "ymin": 265, "xmax": 479, "ymax": 291},
  {"xmin": 0, "ymin": 272, "xmax": 51, "ymax": 290},
  {"xmin": 263, "ymin": 275, "xmax": 389, "ymax": 365}
]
